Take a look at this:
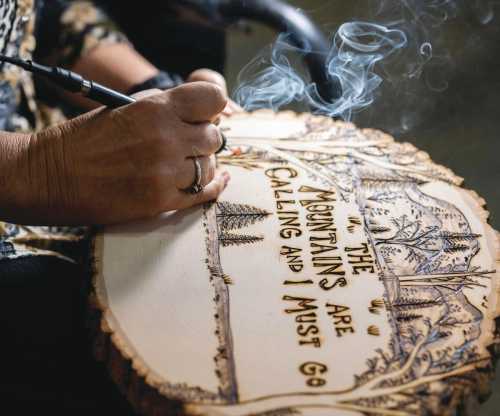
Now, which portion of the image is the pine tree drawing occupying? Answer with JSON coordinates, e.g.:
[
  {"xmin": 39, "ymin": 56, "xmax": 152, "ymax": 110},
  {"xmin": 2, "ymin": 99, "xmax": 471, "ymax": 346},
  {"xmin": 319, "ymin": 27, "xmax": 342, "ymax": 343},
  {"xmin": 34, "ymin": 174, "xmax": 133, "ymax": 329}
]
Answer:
[
  {"xmin": 216, "ymin": 202, "xmax": 270, "ymax": 231},
  {"xmin": 439, "ymin": 231, "xmax": 481, "ymax": 241},
  {"xmin": 216, "ymin": 202, "xmax": 270, "ymax": 247},
  {"xmin": 439, "ymin": 232, "xmax": 481, "ymax": 253},
  {"xmin": 219, "ymin": 233, "xmax": 264, "ymax": 247}
]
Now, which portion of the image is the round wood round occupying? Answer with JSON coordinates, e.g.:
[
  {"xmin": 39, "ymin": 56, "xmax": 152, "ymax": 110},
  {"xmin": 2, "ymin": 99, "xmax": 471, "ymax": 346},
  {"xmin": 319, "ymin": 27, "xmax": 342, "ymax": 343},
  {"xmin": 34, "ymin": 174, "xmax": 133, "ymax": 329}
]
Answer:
[{"xmin": 90, "ymin": 111, "xmax": 500, "ymax": 416}]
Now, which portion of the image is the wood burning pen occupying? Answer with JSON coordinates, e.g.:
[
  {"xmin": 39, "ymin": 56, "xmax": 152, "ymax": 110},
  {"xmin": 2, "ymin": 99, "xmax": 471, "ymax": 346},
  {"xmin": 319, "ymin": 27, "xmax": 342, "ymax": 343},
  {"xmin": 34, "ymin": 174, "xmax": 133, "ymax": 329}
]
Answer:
[{"xmin": 0, "ymin": 54, "xmax": 227, "ymax": 152}]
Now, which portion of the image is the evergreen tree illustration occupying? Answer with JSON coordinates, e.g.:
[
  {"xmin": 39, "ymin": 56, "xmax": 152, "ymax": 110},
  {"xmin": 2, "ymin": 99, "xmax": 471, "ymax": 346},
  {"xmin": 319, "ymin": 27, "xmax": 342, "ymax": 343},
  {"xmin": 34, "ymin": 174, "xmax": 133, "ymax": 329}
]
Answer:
[
  {"xmin": 216, "ymin": 202, "xmax": 270, "ymax": 231},
  {"xmin": 439, "ymin": 232, "xmax": 481, "ymax": 243},
  {"xmin": 361, "ymin": 173, "xmax": 428, "ymax": 190},
  {"xmin": 396, "ymin": 313, "xmax": 423, "ymax": 322},
  {"xmin": 436, "ymin": 232, "xmax": 481, "ymax": 253},
  {"xmin": 368, "ymin": 225, "xmax": 392, "ymax": 234},
  {"xmin": 444, "ymin": 244, "xmax": 470, "ymax": 253},
  {"xmin": 219, "ymin": 233, "xmax": 264, "ymax": 247},
  {"xmin": 392, "ymin": 297, "xmax": 440, "ymax": 310}
]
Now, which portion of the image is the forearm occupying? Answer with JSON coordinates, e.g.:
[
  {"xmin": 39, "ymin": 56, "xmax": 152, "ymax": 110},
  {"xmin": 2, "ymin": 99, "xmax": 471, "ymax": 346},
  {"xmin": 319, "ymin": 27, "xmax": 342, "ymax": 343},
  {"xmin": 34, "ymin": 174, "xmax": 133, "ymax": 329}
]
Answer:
[
  {"xmin": 0, "ymin": 131, "xmax": 44, "ymax": 224},
  {"xmin": 63, "ymin": 42, "xmax": 160, "ymax": 110},
  {"xmin": 0, "ymin": 119, "xmax": 84, "ymax": 225},
  {"xmin": 35, "ymin": 1, "xmax": 161, "ymax": 110}
]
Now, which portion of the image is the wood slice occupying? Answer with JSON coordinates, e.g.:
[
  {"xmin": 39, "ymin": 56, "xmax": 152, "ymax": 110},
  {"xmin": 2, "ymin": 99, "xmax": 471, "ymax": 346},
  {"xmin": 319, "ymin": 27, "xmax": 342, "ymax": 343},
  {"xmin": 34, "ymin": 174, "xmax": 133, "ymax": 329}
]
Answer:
[{"xmin": 90, "ymin": 111, "xmax": 500, "ymax": 416}]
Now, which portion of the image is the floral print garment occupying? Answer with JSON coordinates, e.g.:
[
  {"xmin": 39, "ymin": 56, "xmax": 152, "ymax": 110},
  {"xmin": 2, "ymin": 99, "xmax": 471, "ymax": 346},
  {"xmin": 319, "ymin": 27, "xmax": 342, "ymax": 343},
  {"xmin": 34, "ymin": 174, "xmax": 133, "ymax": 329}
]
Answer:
[{"xmin": 0, "ymin": 0, "xmax": 128, "ymax": 262}]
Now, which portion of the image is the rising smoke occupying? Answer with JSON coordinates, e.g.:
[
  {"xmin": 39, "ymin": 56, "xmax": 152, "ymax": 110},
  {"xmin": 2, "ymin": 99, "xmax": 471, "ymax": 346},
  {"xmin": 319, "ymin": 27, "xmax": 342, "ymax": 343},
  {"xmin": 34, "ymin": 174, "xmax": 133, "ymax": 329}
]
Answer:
[
  {"xmin": 234, "ymin": 23, "xmax": 407, "ymax": 121},
  {"xmin": 233, "ymin": 0, "xmax": 499, "ymax": 133}
]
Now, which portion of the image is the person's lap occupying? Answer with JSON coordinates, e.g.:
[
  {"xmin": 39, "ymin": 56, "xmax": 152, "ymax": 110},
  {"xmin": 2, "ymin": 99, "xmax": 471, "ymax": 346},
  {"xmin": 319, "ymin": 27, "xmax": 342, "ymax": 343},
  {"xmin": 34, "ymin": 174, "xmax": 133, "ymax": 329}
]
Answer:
[{"xmin": 0, "ymin": 256, "xmax": 135, "ymax": 414}]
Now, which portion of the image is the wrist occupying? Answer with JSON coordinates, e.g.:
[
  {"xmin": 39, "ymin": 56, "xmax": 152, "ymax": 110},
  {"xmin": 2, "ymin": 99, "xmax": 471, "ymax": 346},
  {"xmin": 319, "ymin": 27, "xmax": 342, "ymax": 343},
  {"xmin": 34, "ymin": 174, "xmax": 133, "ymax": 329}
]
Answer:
[
  {"xmin": 27, "ymin": 126, "xmax": 77, "ymax": 224},
  {"xmin": 0, "ymin": 126, "xmax": 76, "ymax": 225},
  {"xmin": 126, "ymin": 70, "xmax": 183, "ymax": 95},
  {"xmin": 0, "ymin": 132, "xmax": 40, "ymax": 223}
]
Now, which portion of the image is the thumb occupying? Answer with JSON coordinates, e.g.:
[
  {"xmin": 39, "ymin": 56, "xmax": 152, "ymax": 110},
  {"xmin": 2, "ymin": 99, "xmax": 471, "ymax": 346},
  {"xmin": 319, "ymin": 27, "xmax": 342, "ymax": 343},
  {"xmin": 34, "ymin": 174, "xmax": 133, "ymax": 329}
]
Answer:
[
  {"xmin": 168, "ymin": 81, "xmax": 227, "ymax": 124},
  {"xmin": 130, "ymin": 88, "xmax": 163, "ymax": 100}
]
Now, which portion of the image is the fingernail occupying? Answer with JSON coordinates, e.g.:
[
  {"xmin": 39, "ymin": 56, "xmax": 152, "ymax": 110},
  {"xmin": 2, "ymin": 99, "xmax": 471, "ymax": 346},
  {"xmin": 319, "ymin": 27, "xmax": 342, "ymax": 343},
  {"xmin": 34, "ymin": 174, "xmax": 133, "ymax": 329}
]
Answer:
[
  {"xmin": 224, "ymin": 104, "xmax": 233, "ymax": 115},
  {"xmin": 222, "ymin": 171, "xmax": 231, "ymax": 186}
]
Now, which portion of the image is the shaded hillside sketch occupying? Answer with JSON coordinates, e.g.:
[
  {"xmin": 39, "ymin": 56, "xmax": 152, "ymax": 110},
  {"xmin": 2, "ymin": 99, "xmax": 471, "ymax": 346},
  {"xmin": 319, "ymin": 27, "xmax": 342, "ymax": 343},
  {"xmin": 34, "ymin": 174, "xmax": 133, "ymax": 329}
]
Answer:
[{"xmin": 191, "ymin": 118, "xmax": 498, "ymax": 416}]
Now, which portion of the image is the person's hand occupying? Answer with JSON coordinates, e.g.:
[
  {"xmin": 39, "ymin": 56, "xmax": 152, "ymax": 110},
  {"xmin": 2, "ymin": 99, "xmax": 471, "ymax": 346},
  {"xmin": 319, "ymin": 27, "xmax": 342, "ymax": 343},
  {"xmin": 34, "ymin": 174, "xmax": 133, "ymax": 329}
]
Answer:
[
  {"xmin": 187, "ymin": 69, "xmax": 243, "ymax": 116},
  {"xmin": 9, "ymin": 82, "xmax": 230, "ymax": 225}
]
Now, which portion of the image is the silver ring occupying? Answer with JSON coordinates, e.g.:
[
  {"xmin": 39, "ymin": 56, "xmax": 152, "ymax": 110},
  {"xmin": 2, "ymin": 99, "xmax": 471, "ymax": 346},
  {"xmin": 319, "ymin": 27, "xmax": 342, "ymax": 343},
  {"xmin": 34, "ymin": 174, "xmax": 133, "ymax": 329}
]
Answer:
[
  {"xmin": 216, "ymin": 131, "xmax": 227, "ymax": 154},
  {"xmin": 181, "ymin": 157, "xmax": 203, "ymax": 194}
]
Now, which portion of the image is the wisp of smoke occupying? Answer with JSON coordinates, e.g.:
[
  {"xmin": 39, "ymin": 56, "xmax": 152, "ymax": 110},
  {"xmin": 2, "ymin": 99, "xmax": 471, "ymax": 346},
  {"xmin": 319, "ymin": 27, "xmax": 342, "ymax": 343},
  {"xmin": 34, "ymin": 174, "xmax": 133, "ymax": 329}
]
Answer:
[
  {"xmin": 234, "ymin": 0, "xmax": 498, "ymax": 128},
  {"xmin": 233, "ymin": 35, "xmax": 309, "ymax": 113},
  {"xmin": 235, "ymin": 23, "xmax": 407, "ymax": 120}
]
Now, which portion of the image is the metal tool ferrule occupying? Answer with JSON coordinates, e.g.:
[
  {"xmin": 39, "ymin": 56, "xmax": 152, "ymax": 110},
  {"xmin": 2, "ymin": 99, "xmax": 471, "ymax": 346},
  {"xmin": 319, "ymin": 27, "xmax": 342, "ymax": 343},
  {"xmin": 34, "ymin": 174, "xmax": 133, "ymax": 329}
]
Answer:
[{"xmin": 81, "ymin": 79, "xmax": 92, "ymax": 95}]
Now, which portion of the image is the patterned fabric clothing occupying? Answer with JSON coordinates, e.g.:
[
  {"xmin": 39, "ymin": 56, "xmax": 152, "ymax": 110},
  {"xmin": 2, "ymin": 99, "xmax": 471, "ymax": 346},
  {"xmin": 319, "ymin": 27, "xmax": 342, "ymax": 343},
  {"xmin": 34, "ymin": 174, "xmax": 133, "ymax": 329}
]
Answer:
[{"xmin": 0, "ymin": 0, "xmax": 128, "ymax": 262}]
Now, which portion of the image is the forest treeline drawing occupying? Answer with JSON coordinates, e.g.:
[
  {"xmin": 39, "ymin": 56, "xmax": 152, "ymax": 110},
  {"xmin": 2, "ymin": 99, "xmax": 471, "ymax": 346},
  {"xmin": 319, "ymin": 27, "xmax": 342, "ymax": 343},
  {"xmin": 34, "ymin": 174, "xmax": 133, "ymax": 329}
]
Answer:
[{"xmin": 216, "ymin": 202, "xmax": 270, "ymax": 247}]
